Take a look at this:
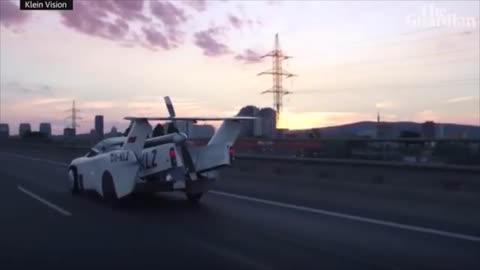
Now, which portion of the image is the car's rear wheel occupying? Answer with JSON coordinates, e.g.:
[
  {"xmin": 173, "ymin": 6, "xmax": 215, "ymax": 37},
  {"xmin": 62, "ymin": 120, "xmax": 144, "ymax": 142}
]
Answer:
[
  {"xmin": 68, "ymin": 168, "xmax": 80, "ymax": 195},
  {"xmin": 102, "ymin": 171, "xmax": 120, "ymax": 208},
  {"xmin": 186, "ymin": 192, "xmax": 203, "ymax": 204}
]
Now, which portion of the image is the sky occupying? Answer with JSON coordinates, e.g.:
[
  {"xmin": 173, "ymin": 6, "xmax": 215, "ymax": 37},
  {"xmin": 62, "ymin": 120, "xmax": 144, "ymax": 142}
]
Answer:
[{"xmin": 0, "ymin": 0, "xmax": 479, "ymax": 134}]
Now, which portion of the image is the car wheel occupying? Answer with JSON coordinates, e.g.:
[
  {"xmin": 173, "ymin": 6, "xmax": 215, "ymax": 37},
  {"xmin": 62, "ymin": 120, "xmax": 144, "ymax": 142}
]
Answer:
[
  {"xmin": 68, "ymin": 168, "xmax": 80, "ymax": 195},
  {"xmin": 186, "ymin": 192, "xmax": 203, "ymax": 204},
  {"xmin": 102, "ymin": 171, "xmax": 120, "ymax": 208}
]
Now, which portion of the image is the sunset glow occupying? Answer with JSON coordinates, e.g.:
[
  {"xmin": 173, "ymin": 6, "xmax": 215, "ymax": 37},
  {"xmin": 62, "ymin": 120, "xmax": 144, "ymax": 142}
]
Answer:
[{"xmin": 0, "ymin": 0, "xmax": 478, "ymax": 134}]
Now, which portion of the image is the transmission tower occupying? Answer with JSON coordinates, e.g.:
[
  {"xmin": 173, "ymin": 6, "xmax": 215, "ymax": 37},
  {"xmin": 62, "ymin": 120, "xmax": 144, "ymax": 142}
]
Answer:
[
  {"xmin": 258, "ymin": 33, "xmax": 296, "ymax": 124},
  {"xmin": 65, "ymin": 100, "xmax": 81, "ymax": 130}
]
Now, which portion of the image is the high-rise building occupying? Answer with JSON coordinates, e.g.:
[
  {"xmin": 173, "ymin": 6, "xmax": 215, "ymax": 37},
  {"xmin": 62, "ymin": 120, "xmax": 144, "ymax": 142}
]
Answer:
[
  {"xmin": 0, "ymin": 123, "xmax": 9, "ymax": 139},
  {"xmin": 422, "ymin": 121, "xmax": 436, "ymax": 139},
  {"xmin": 237, "ymin": 105, "xmax": 260, "ymax": 137},
  {"xmin": 19, "ymin": 123, "xmax": 31, "ymax": 137},
  {"xmin": 39, "ymin": 123, "xmax": 52, "ymax": 137},
  {"xmin": 258, "ymin": 108, "xmax": 277, "ymax": 139},
  {"xmin": 95, "ymin": 115, "xmax": 104, "ymax": 139}
]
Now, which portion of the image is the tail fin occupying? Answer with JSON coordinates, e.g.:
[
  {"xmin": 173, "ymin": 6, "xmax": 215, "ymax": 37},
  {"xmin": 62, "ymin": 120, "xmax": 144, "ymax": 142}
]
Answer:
[
  {"xmin": 207, "ymin": 119, "xmax": 243, "ymax": 147},
  {"xmin": 122, "ymin": 118, "xmax": 152, "ymax": 159}
]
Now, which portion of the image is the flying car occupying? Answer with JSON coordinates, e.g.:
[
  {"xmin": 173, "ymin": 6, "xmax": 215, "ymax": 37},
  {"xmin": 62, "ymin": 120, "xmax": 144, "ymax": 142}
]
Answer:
[{"xmin": 67, "ymin": 96, "xmax": 255, "ymax": 205}]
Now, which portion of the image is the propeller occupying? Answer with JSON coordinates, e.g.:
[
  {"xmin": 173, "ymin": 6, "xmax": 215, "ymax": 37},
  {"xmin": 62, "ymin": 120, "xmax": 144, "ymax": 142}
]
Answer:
[{"xmin": 164, "ymin": 97, "xmax": 197, "ymax": 180}]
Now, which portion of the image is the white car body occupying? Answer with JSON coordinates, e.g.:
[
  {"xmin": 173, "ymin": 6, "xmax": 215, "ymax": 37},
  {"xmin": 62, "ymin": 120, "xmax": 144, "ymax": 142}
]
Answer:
[{"xmin": 67, "ymin": 97, "xmax": 255, "ymax": 203}]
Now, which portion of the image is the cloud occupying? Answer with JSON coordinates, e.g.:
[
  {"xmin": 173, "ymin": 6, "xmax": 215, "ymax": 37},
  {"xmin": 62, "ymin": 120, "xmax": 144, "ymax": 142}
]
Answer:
[
  {"xmin": 142, "ymin": 27, "xmax": 170, "ymax": 49},
  {"xmin": 446, "ymin": 96, "xmax": 476, "ymax": 103},
  {"xmin": 227, "ymin": 14, "xmax": 259, "ymax": 30},
  {"xmin": 60, "ymin": 1, "xmax": 130, "ymax": 41},
  {"xmin": 181, "ymin": 0, "xmax": 207, "ymax": 12},
  {"xmin": 0, "ymin": 0, "xmax": 30, "ymax": 29},
  {"xmin": 3, "ymin": 0, "xmax": 258, "ymax": 60},
  {"xmin": 150, "ymin": 1, "xmax": 187, "ymax": 29},
  {"xmin": 109, "ymin": 0, "xmax": 148, "ymax": 21},
  {"xmin": 59, "ymin": 0, "xmax": 178, "ymax": 50},
  {"xmin": 235, "ymin": 49, "xmax": 263, "ymax": 64},
  {"xmin": 149, "ymin": 1, "xmax": 188, "ymax": 46},
  {"xmin": 193, "ymin": 27, "xmax": 231, "ymax": 56},
  {"xmin": 1, "ymin": 82, "xmax": 54, "ymax": 95},
  {"xmin": 228, "ymin": 15, "xmax": 243, "ymax": 29}
]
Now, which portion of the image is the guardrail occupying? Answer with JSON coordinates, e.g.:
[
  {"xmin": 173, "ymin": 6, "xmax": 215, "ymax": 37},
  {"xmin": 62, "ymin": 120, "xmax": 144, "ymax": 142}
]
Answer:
[
  {"xmin": 3, "ymin": 140, "xmax": 480, "ymax": 173},
  {"xmin": 236, "ymin": 154, "xmax": 480, "ymax": 173},
  {"xmin": 2, "ymin": 139, "xmax": 480, "ymax": 173}
]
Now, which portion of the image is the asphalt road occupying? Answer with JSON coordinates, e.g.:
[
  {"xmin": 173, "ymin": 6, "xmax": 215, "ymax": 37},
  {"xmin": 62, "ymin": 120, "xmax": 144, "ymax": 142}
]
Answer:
[{"xmin": 0, "ymin": 150, "xmax": 479, "ymax": 270}]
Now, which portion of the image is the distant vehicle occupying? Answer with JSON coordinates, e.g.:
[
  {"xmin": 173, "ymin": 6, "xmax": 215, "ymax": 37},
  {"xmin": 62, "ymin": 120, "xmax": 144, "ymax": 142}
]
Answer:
[{"xmin": 67, "ymin": 96, "xmax": 255, "ymax": 205}]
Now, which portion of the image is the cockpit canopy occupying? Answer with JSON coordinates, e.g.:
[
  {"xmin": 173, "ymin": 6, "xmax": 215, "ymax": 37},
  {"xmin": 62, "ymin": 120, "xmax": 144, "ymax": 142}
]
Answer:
[{"xmin": 86, "ymin": 137, "xmax": 125, "ymax": 157}]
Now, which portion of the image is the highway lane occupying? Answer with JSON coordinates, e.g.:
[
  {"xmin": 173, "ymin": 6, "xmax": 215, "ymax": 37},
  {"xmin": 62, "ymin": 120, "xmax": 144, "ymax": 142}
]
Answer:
[
  {"xmin": 0, "ymin": 152, "xmax": 479, "ymax": 269},
  {"xmin": 3, "ymin": 143, "xmax": 480, "ymax": 237}
]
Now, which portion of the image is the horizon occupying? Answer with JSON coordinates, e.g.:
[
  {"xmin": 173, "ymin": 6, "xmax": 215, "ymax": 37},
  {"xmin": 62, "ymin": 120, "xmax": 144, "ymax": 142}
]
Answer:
[{"xmin": 1, "ymin": 0, "xmax": 479, "ymax": 135}]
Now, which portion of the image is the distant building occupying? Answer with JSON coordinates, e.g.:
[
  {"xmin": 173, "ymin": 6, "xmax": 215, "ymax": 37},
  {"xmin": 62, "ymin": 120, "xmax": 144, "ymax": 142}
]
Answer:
[
  {"xmin": 95, "ymin": 115, "xmax": 104, "ymax": 139},
  {"xmin": 39, "ymin": 123, "xmax": 52, "ymax": 137},
  {"xmin": 422, "ymin": 121, "xmax": 436, "ymax": 139},
  {"xmin": 176, "ymin": 120, "xmax": 195, "ymax": 136},
  {"xmin": 109, "ymin": 126, "xmax": 119, "ymax": 137},
  {"xmin": 0, "ymin": 123, "xmax": 9, "ymax": 139},
  {"xmin": 191, "ymin": 124, "xmax": 215, "ymax": 139},
  {"xmin": 258, "ymin": 108, "xmax": 277, "ymax": 139},
  {"xmin": 63, "ymin": 128, "xmax": 76, "ymax": 138},
  {"xmin": 19, "ymin": 123, "xmax": 31, "ymax": 137},
  {"xmin": 238, "ymin": 105, "xmax": 260, "ymax": 137}
]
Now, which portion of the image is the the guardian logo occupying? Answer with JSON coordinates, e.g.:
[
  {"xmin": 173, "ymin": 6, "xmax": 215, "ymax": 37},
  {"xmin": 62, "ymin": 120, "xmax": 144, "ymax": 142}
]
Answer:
[
  {"xmin": 406, "ymin": 4, "xmax": 478, "ymax": 29},
  {"xmin": 20, "ymin": 0, "xmax": 73, "ymax": 10}
]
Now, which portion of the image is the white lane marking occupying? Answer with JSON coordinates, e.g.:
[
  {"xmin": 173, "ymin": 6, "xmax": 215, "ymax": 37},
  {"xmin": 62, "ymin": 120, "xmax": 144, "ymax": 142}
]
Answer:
[
  {"xmin": 18, "ymin": 186, "xmax": 72, "ymax": 216},
  {"xmin": 209, "ymin": 190, "xmax": 480, "ymax": 243},
  {"xmin": 0, "ymin": 152, "xmax": 68, "ymax": 167},
  {"xmin": 4, "ymin": 152, "xmax": 480, "ymax": 242}
]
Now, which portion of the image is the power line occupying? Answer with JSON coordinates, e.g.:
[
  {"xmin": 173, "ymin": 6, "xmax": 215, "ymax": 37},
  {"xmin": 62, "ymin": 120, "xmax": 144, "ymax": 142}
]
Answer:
[
  {"xmin": 64, "ymin": 100, "xmax": 81, "ymax": 130},
  {"xmin": 258, "ymin": 33, "xmax": 297, "ymax": 125}
]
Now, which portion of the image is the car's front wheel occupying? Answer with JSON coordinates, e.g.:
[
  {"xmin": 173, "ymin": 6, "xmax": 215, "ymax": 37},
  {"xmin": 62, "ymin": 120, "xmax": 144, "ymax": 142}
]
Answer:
[
  {"xmin": 102, "ymin": 171, "xmax": 121, "ymax": 208},
  {"xmin": 68, "ymin": 167, "xmax": 80, "ymax": 195}
]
